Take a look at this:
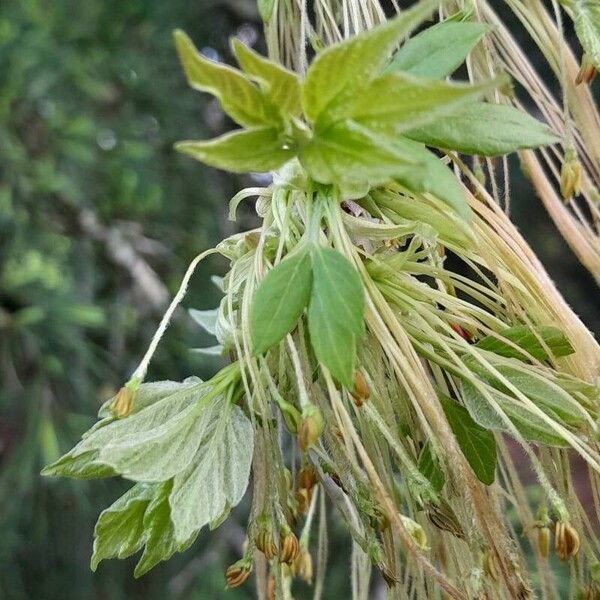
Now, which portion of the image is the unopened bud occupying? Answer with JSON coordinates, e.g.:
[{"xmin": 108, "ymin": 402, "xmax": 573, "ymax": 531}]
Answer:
[
  {"xmin": 555, "ymin": 521, "xmax": 580, "ymax": 561},
  {"xmin": 369, "ymin": 506, "xmax": 390, "ymax": 532},
  {"xmin": 298, "ymin": 467, "xmax": 318, "ymax": 491},
  {"xmin": 379, "ymin": 564, "xmax": 399, "ymax": 587},
  {"xmin": 537, "ymin": 525, "xmax": 551, "ymax": 558},
  {"xmin": 279, "ymin": 528, "xmax": 300, "ymax": 564},
  {"xmin": 295, "ymin": 487, "xmax": 312, "ymax": 514},
  {"xmin": 255, "ymin": 522, "xmax": 277, "ymax": 560},
  {"xmin": 350, "ymin": 371, "xmax": 370, "ymax": 407},
  {"xmin": 560, "ymin": 151, "xmax": 583, "ymax": 201},
  {"xmin": 576, "ymin": 54, "xmax": 598, "ymax": 86},
  {"xmin": 111, "ymin": 385, "xmax": 135, "ymax": 418},
  {"xmin": 275, "ymin": 397, "xmax": 301, "ymax": 433},
  {"xmin": 298, "ymin": 405, "xmax": 323, "ymax": 452},
  {"xmin": 483, "ymin": 550, "xmax": 499, "ymax": 581},
  {"xmin": 426, "ymin": 500, "xmax": 465, "ymax": 540},
  {"xmin": 225, "ymin": 558, "xmax": 252, "ymax": 588},
  {"xmin": 292, "ymin": 549, "xmax": 313, "ymax": 583}
]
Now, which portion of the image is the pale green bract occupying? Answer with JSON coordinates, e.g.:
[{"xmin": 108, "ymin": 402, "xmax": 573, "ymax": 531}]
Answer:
[
  {"xmin": 573, "ymin": 0, "xmax": 600, "ymax": 69},
  {"xmin": 43, "ymin": 379, "xmax": 254, "ymax": 576}
]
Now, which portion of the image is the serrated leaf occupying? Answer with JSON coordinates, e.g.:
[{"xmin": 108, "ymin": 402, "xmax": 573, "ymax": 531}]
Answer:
[
  {"xmin": 250, "ymin": 246, "xmax": 313, "ymax": 355},
  {"xmin": 439, "ymin": 394, "xmax": 496, "ymax": 485},
  {"xmin": 405, "ymin": 103, "xmax": 559, "ymax": 156},
  {"xmin": 174, "ymin": 29, "xmax": 278, "ymax": 127},
  {"xmin": 308, "ymin": 246, "xmax": 364, "ymax": 387},
  {"xmin": 386, "ymin": 21, "xmax": 489, "ymax": 78},
  {"xmin": 417, "ymin": 443, "xmax": 445, "ymax": 492},
  {"xmin": 43, "ymin": 379, "xmax": 209, "ymax": 480},
  {"xmin": 573, "ymin": 0, "xmax": 600, "ymax": 69},
  {"xmin": 189, "ymin": 308, "xmax": 218, "ymax": 336},
  {"xmin": 169, "ymin": 405, "xmax": 254, "ymax": 543},
  {"xmin": 299, "ymin": 120, "xmax": 423, "ymax": 198},
  {"xmin": 302, "ymin": 0, "xmax": 441, "ymax": 123},
  {"xmin": 91, "ymin": 483, "xmax": 155, "ymax": 571},
  {"xmin": 230, "ymin": 38, "xmax": 302, "ymax": 117},
  {"xmin": 175, "ymin": 127, "xmax": 295, "ymax": 174},
  {"xmin": 351, "ymin": 73, "xmax": 503, "ymax": 135},
  {"xmin": 475, "ymin": 325, "xmax": 575, "ymax": 361}
]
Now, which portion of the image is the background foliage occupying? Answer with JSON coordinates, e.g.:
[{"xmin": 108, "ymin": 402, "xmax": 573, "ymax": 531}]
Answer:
[{"xmin": 0, "ymin": 0, "xmax": 597, "ymax": 599}]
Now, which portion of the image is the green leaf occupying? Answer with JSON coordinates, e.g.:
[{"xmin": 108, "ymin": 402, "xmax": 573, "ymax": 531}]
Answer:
[
  {"xmin": 169, "ymin": 404, "xmax": 254, "ymax": 543},
  {"xmin": 230, "ymin": 38, "xmax": 302, "ymax": 117},
  {"xmin": 386, "ymin": 21, "xmax": 489, "ymax": 78},
  {"xmin": 175, "ymin": 127, "xmax": 295, "ymax": 174},
  {"xmin": 405, "ymin": 103, "xmax": 559, "ymax": 156},
  {"xmin": 189, "ymin": 307, "xmax": 218, "ymax": 336},
  {"xmin": 43, "ymin": 378, "xmax": 210, "ymax": 481},
  {"xmin": 417, "ymin": 443, "xmax": 445, "ymax": 492},
  {"xmin": 302, "ymin": 0, "xmax": 442, "ymax": 123},
  {"xmin": 308, "ymin": 246, "xmax": 364, "ymax": 387},
  {"xmin": 439, "ymin": 394, "xmax": 496, "ymax": 485},
  {"xmin": 299, "ymin": 120, "xmax": 423, "ymax": 198},
  {"xmin": 393, "ymin": 139, "xmax": 470, "ymax": 221},
  {"xmin": 174, "ymin": 30, "xmax": 278, "ymax": 128},
  {"xmin": 257, "ymin": 0, "xmax": 276, "ymax": 22},
  {"xmin": 250, "ymin": 246, "xmax": 313, "ymax": 355},
  {"xmin": 351, "ymin": 74, "xmax": 503, "ymax": 135},
  {"xmin": 475, "ymin": 325, "xmax": 575, "ymax": 361},
  {"xmin": 573, "ymin": 0, "xmax": 600, "ymax": 69}
]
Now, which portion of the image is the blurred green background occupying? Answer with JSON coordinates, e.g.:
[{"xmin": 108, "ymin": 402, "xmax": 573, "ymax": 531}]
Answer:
[{"xmin": 0, "ymin": 1, "xmax": 597, "ymax": 599}]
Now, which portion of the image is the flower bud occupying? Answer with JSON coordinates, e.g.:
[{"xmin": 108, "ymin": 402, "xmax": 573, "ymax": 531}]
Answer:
[
  {"xmin": 555, "ymin": 521, "xmax": 580, "ymax": 561},
  {"xmin": 111, "ymin": 385, "xmax": 135, "ymax": 418},
  {"xmin": 350, "ymin": 371, "xmax": 370, "ymax": 407},
  {"xmin": 279, "ymin": 528, "xmax": 300, "ymax": 564},
  {"xmin": 426, "ymin": 500, "xmax": 465, "ymax": 540},
  {"xmin": 379, "ymin": 564, "xmax": 399, "ymax": 588},
  {"xmin": 537, "ymin": 525, "xmax": 551, "ymax": 558},
  {"xmin": 298, "ymin": 467, "xmax": 318, "ymax": 491},
  {"xmin": 255, "ymin": 522, "xmax": 277, "ymax": 560},
  {"xmin": 560, "ymin": 151, "xmax": 583, "ymax": 201},
  {"xmin": 483, "ymin": 550, "xmax": 499, "ymax": 581},
  {"xmin": 293, "ymin": 549, "xmax": 313, "ymax": 584},
  {"xmin": 369, "ymin": 505, "xmax": 390, "ymax": 532},
  {"xmin": 576, "ymin": 54, "xmax": 598, "ymax": 85},
  {"xmin": 295, "ymin": 487, "xmax": 312, "ymax": 515},
  {"xmin": 298, "ymin": 405, "xmax": 323, "ymax": 452},
  {"xmin": 225, "ymin": 559, "xmax": 252, "ymax": 588},
  {"xmin": 275, "ymin": 397, "xmax": 302, "ymax": 433}
]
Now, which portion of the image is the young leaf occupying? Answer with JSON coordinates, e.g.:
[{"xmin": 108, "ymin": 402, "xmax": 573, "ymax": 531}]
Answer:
[
  {"xmin": 175, "ymin": 127, "xmax": 295, "ymax": 174},
  {"xmin": 299, "ymin": 120, "xmax": 423, "ymax": 198},
  {"xmin": 189, "ymin": 307, "xmax": 218, "ymax": 336},
  {"xmin": 405, "ymin": 103, "xmax": 559, "ymax": 156},
  {"xmin": 169, "ymin": 405, "xmax": 254, "ymax": 543},
  {"xmin": 308, "ymin": 246, "xmax": 364, "ymax": 387},
  {"xmin": 302, "ymin": 0, "xmax": 441, "ymax": 123},
  {"xmin": 257, "ymin": 0, "xmax": 276, "ymax": 22},
  {"xmin": 573, "ymin": 0, "xmax": 600, "ymax": 69},
  {"xmin": 393, "ymin": 139, "xmax": 470, "ymax": 221},
  {"xmin": 351, "ymin": 74, "xmax": 504, "ymax": 135},
  {"xmin": 250, "ymin": 246, "xmax": 313, "ymax": 355},
  {"xmin": 417, "ymin": 443, "xmax": 445, "ymax": 492},
  {"xmin": 230, "ymin": 38, "xmax": 302, "ymax": 117},
  {"xmin": 91, "ymin": 483, "xmax": 155, "ymax": 571},
  {"xmin": 174, "ymin": 30, "xmax": 278, "ymax": 128},
  {"xmin": 386, "ymin": 21, "xmax": 489, "ymax": 79},
  {"xmin": 475, "ymin": 325, "xmax": 575, "ymax": 361},
  {"xmin": 43, "ymin": 379, "xmax": 209, "ymax": 481},
  {"xmin": 439, "ymin": 394, "xmax": 496, "ymax": 485}
]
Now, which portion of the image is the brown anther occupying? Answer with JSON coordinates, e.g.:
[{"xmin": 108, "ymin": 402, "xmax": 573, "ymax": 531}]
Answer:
[
  {"xmin": 298, "ymin": 405, "xmax": 323, "ymax": 452},
  {"xmin": 225, "ymin": 560, "xmax": 252, "ymax": 588},
  {"xmin": 483, "ymin": 551, "xmax": 499, "ymax": 581},
  {"xmin": 279, "ymin": 529, "xmax": 300, "ymax": 564},
  {"xmin": 255, "ymin": 529, "xmax": 277, "ymax": 560},
  {"xmin": 111, "ymin": 386, "xmax": 135, "ymax": 418},
  {"xmin": 298, "ymin": 467, "xmax": 318, "ymax": 491},
  {"xmin": 295, "ymin": 487, "xmax": 312, "ymax": 514},
  {"xmin": 350, "ymin": 371, "xmax": 370, "ymax": 407},
  {"xmin": 537, "ymin": 525, "xmax": 551, "ymax": 558},
  {"xmin": 555, "ymin": 521, "xmax": 579, "ymax": 561}
]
